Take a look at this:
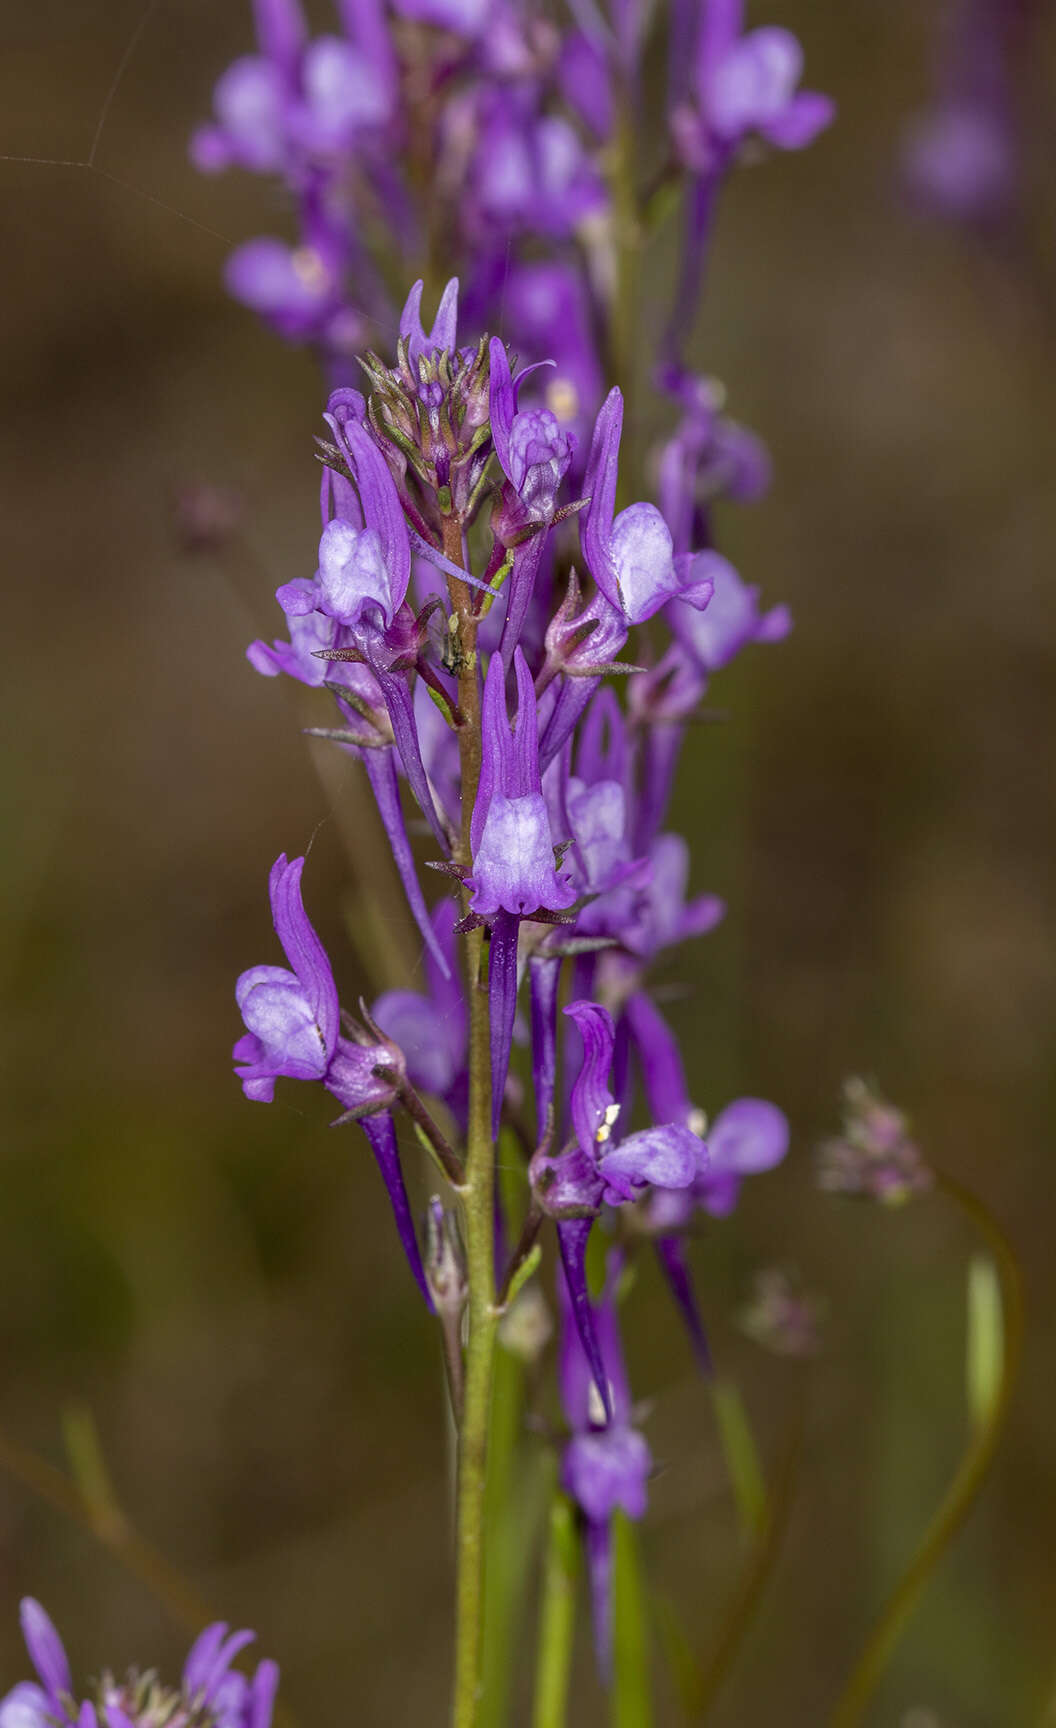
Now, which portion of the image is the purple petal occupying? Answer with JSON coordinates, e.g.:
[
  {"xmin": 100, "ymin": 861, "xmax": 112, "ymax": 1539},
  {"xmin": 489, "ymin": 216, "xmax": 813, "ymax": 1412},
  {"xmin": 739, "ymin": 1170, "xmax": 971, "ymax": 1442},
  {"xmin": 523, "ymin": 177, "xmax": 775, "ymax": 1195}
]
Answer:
[
  {"xmin": 623, "ymin": 992, "xmax": 693, "ymax": 1127},
  {"xmin": 192, "ymin": 1627, "xmax": 256, "ymax": 1704},
  {"xmin": 471, "ymin": 652, "xmax": 511, "ymax": 855},
  {"xmin": 760, "ymin": 89, "xmax": 835, "ymax": 150},
  {"xmin": 267, "ymin": 854, "xmax": 339, "ymax": 1056},
  {"xmin": 488, "ymin": 909, "xmax": 521, "ymax": 1139},
  {"xmin": 19, "ymin": 1601, "xmax": 71, "ymax": 1705},
  {"xmin": 565, "ymin": 1000, "xmax": 617, "ymax": 1155},
  {"xmin": 655, "ymin": 1236, "xmax": 712, "ymax": 1373},
  {"xmin": 538, "ymin": 676, "xmax": 602, "ymax": 776},
  {"xmin": 556, "ymin": 1217, "xmax": 612, "ymax": 1421},
  {"xmin": 332, "ymin": 420, "xmax": 411, "ymax": 611},
  {"xmin": 579, "ymin": 389, "xmax": 623, "ymax": 612},
  {"xmin": 598, "ymin": 1123, "xmax": 700, "ymax": 1205},
  {"xmin": 497, "ymin": 533, "xmax": 546, "ymax": 666},
  {"xmin": 252, "ymin": 0, "xmax": 305, "ymax": 79},
  {"xmin": 247, "ymin": 1662, "xmax": 280, "ymax": 1728},
  {"xmin": 363, "ymin": 748, "xmax": 451, "ymax": 977},
  {"xmin": 564, "ymin": 1428, "xmax": 652, "ymax": 1523},
  {"xmin": 359, "ymin": 1113, "xmax": 434, "ymax": 1308},
  {"xmin": 510, "ymin": 648, "xmax": 541, "ymax": 797},
  {"xmin": 608, "ymin": 503, "xmax": 679, "ymax": 623},
  {"xmin": 488, "ymin": 337, "xmax": 516, "ymax": 483},
  {"xmin": 529, "ymin": 954, "xmax": 560, "ymax": 1141},
  {"xmin": 184, "ymin": 1624, "xmax": 228, "ymax": 1698},
  {"xmin": 399, "ymin": 277, "xmax": 460, "ymax": 366},
  {"xmin": 708, "ymin": 1098, "xmax": 789, "ymax": 1174},
  {"xmin": 0, "ymin": 1685, "xmax": 54, "ymax": 1728}
]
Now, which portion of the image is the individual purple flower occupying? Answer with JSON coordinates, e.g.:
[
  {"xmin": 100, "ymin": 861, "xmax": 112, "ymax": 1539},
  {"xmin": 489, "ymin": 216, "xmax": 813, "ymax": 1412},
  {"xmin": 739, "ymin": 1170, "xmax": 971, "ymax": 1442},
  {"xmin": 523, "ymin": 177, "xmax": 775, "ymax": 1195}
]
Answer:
[
  {"xmin": 489, "ymin": 339, "xmax": 575, "ymax": 536},
  {"xmin": 467, "ymin": 649, "xmax": 575, "ymax": 1132},
  {"xmin": 233, "ymin": 853, "xmax": 432, "ymax": 1303},
  {"xmin": 667, "ymin": 551, "xmax": 791, "ymax": 677},
  {"xmin": 531, "ymin": 1000, "xmax": 700, "ymax": 1411},
  {"xmin": 673, "ymin": 0, "xmax": 835, "ymax": 172},
  {"xmin": 469, "ymin": 89, "xmax": 605, "ymax": 240},
  {"xmin": 0, "ymin": 1601, "xmax": 279, "ymax": 1728},
  {"xmin": 308, "ymin": 418, "xmax": 412, "ymax": 639},
  {"xmin": 901, "ymin": 104, "xmax": 1014, "ymax": 223},
  {"xmin": 656, "ymin": 368, "xmax": 771, "ymax": 557},
  {"xmin": 558, "ymin": 1257, "xmax": 651, "ymax": 1681},
  {"xmin": 468, "ymin": 650, "xmax": 575, "ymax": 922},
  {"xmin": 580, "ymin": 389, "xmax": 717, "ymax": 625}
]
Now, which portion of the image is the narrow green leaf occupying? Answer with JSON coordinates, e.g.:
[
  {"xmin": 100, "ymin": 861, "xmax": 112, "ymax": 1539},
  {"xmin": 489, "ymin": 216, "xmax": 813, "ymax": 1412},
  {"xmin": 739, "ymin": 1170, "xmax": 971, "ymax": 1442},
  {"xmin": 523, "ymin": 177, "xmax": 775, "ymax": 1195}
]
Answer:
[
  {"xmin": 711, "ymin": 1379, "xmax": 767, "ymax": 1539},
  {"xmin": 966, "ymin": 1253, "xmax": 1004, "ymax": 1433},
  {"xmin": 611, "ymin": 1512, "xmax": 653, "ymax": 1728}
]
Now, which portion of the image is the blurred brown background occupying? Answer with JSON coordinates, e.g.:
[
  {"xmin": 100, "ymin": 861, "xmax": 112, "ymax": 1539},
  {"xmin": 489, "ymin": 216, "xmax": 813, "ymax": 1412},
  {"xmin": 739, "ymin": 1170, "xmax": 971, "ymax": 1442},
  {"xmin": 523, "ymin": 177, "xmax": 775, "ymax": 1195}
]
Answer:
[{"xmin": 1, "ymin": 2, "xmax": 1055, "ymax": 1722}]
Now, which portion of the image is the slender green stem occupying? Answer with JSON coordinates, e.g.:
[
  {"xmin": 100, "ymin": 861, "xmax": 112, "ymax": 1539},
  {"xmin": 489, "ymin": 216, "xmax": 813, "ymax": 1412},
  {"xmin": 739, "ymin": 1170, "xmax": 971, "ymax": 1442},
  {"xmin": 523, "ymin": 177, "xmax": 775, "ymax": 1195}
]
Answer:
[
  {"xmin": 829, "ymin": 1170, "xmax": 1024, "ymax": 1728},
  {"xmin": 447, "ymin": 513, "xmax": 500, "ymax": 1728},
  {"xmin": 533, "ymin": 1490, "xmax": 580, "ymax": 1728}
]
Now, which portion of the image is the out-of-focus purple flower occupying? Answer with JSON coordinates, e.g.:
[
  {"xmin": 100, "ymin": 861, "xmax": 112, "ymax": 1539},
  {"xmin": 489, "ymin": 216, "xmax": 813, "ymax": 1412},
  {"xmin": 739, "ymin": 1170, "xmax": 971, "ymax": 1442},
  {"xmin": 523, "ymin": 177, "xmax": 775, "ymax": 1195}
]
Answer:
[
  {"xmin": 581, "ymin": 390, "xmax": 717, "ymax": 625},
  {"xmin": 657, "ymin": 368, "xmax": 771, "ymax": 556},
  {"xmin": 817, "ymin": 1078, "xmax": 932, "ymax": 1204},
  {"xmin": 557, "ymin": 29, "xmax": 613, "ymax": 141},
  {"xmin": 558, "ymin": 1258, "xmax": 651, "ymax": 1680},
  {"xmin": 901, "ymin": 104, "xmax": 1014, "ymax": 222},
  {"xmin": 673, "ymin": 0, "xmax": 834, "ymax": 172},
  {"xmin": 667, "ymin": 551, "xmax": 790, "ymax": 675},
  {"xmin": 0, "ymin": 1601, "xmax": 279, "ymax": 1728},
  {"xmin": 373, "ymin": 899, "xmax": 466, "ymax": 1108},
  {"xmin": 503, "ymin": 263, "xmax": 605, "ymax": 448},
  {"xmin": 469, "ymin": 89, "xmax": 605, "ymax": 240},
  {"xmin": 233, "ymin": 854, "xmax": 432, "ymax": 1303},
  {"xmin": 392, "ymin": 0, "xmax": 489, "ymax": 33}
]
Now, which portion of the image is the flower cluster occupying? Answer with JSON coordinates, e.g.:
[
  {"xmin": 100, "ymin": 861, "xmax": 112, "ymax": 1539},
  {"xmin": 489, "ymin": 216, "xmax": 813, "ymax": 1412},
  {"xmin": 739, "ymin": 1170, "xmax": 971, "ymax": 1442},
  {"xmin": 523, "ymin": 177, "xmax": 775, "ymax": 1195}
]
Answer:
[
  {"xmin": 202, "ymin": 0, "xmax": 834, "ymax": 1689},
  {"xmin": 0, "ymin": 1601, "xmax": 277, "ymax": 1728},
  {"xmin": 192, "ymin": 0, "xmax": 831, "ymax": 425},
  {"xmin": 231, "ymin": 276, "xmax": 798, "ymax": 1659}
]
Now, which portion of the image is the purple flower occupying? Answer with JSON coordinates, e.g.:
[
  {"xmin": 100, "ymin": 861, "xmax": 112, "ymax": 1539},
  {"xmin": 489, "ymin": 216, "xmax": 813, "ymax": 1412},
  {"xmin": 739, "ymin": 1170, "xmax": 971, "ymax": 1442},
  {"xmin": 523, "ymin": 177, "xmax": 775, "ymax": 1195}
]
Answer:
[
  {"xmin": 532, "ymin": 1000, "xmax": 700, "ymax": 1412},
  {"xmin": 667, "ymin": 552, "xmax": 790, "ymax": 676},
  {"xmin": 233, "ymin": 854, "xmax": 432, "ymax": 1303},
  {"xmin": 372, "ymin": 899, "xmax": 467, "ymax": 1108},
  {"xmin": 0, "ymin": 1602, "xmax": 278, "ymax": 1728},
  {"xmin": 647, "ymin": 1097, "xmax": 789, "ymax": 1231},
  {"xmin": 312, "ymin": 418, "xmax": 412, "ymax": 638},
  {"xmin": 673, "ymin": 0, "xmax": 834, "ymax": 171},
  {"xmin": 580, "ymin": 390, "xmax": 717, "ymax": 625},
  {"xmin": 817, "ymin": 1077, "xmax": 932, "ymax": 1204},
  {"xmin": 503, "ymin": 263, "xmax": 605, "ymax": 449},
  {"xmin": 901, "ymin": 104, "xmax": 1014, "ymax": 222},
  {"xmin": 558, "ymin": 1259, "xmax": 651, "ymax": 1680},
  {"xmin": 489, "ymin": 338, "xmax": 575, "ymax": 536},
  {"xmin": 467, "ymin": 651, "xmax": 575, "ymax": 920}
]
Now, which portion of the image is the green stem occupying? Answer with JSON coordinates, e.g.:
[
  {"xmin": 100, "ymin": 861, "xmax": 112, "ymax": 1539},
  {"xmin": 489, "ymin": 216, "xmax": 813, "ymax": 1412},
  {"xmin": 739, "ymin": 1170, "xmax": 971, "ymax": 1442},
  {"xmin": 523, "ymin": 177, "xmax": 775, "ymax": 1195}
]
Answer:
[
  {"xmin": 447, "ymin": 514, "xmax": 500, "ymax": 1728},
  {"xmin": 533, "ymin": 1490, "xmax": 580, "ymax": 1728},
  {"xmin": 829, "ymin": 1170, "xmax": 1024, "ymax": 1728}
]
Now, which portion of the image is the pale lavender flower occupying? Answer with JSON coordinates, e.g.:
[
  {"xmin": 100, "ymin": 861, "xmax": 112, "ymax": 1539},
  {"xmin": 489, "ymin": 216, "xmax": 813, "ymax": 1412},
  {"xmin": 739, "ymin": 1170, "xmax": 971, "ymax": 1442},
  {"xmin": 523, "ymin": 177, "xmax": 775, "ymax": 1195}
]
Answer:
[{"xmin": 233, "ymin": 853, "xmax": 432, "ymax": 1301}]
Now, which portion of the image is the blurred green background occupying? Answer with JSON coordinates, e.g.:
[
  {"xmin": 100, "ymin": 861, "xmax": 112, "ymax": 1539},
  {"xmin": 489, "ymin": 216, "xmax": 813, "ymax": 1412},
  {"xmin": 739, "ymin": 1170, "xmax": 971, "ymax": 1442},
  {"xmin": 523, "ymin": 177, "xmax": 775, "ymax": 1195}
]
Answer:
[{"xmin": 1, "ymin": 2, "xmax": 1054, "ymax": 1722}]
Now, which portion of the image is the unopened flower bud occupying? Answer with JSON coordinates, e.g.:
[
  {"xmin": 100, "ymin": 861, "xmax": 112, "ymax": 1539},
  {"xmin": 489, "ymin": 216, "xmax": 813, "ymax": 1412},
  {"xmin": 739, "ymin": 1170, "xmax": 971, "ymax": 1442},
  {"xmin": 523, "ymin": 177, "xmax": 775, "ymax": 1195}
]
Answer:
[{"xmin": 425, "ymin": 1197, "xmax": 467, "ymax": 1315}]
